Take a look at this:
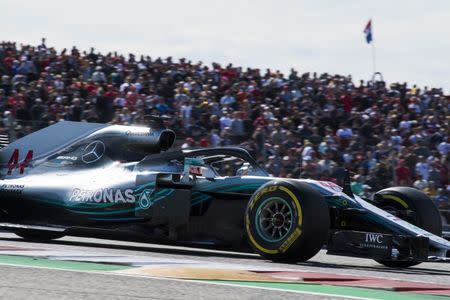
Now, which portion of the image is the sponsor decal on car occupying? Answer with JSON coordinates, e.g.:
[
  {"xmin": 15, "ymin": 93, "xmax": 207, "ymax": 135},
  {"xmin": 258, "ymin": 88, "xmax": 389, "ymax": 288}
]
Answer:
[
  {"xmin": 317, "ymin": 181, "xmax": 342, "ymax": 192},
  {"xmin": 0, "ymin": 184, "xmax": 25, "ymax": 194},
  {"xmin": 279, "ymin": 227, "xmax": 302, "ymax": 253},
  {"xmin": 81, "ymin": 141, "xmax": 105, "ymax": 164},
  {"xmin": 249, "ymin": 185, "xmax": 278, "ymax": 209},
  {"xmin": 365, "ymin": 233, "xmax": 383, "ymax": 243},
  {"xmin": 56, "ymin": 156, "xmax": 78, "ymax": 161},
  {"xmin": 7, "ymin": 149, "xmax": 33, "ymax": 175},
  {"xmin": 125, "ymin": 128, "xmax": 155, "ymax": 137},
  {"xmin": 69, "ymin": 188, "xmax": 135, "ymax": 203},
  {"xmin": 138, "ymin": 189, "xmax": 154, "ymax": 209},
  {"xmin": 359, "ymin": 233, "xmax": 388, "ymax": 250}
]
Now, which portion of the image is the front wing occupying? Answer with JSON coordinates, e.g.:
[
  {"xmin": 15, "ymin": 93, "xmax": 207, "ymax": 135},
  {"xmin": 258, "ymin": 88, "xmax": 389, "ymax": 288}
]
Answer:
[{"xmin": 327, "ymin": 230, "xmax": 450, "ymax": 263}]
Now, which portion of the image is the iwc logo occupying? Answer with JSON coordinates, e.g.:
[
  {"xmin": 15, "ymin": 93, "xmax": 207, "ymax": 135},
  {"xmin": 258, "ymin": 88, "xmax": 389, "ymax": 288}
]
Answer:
[{"xmin": 138, "ymin": 189, "xmax": 154, "ymax": 209}]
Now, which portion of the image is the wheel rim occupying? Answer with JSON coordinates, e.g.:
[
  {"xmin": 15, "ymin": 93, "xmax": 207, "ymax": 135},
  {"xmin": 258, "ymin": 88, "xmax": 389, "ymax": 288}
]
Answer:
[{"xmin": 255, "ymin": 197, "xmax": 294, "ymax": 242}]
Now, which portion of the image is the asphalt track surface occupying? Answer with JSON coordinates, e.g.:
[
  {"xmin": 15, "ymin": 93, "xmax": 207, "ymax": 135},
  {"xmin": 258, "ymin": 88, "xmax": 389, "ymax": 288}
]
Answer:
[
  {"xmin": 2, "ymin": 265, "xmax": 312, "ymax": 300},
  {"xmin": 1, "ymin": 232, "xmax": 450, "ymax": 299}
]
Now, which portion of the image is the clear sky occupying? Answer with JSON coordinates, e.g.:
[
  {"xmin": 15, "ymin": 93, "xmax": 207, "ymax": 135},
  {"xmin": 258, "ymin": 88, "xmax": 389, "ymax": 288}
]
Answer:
[{"xmin": 1, "ymin": 0, "xmax": 449, "ymax": 92}]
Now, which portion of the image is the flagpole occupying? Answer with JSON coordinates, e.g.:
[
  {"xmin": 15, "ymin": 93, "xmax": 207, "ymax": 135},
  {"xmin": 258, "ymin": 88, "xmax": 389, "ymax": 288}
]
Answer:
[{"xmin": 371, "ymin": 18, "xmax": 376, "ymax": 74}]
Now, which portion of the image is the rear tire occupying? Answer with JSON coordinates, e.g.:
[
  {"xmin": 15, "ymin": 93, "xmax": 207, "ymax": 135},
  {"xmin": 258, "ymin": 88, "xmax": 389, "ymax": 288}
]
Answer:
[
  {"xmin": 15, "ymin": 230, "xmax": 64, "ymax": 241},
  {"xmin": 374, "ymin": 187, "xmax": 442, "ymax": 268},
  {"xmin": 245, "ymin": 180, "xmax": 330, "ymax": 262}
]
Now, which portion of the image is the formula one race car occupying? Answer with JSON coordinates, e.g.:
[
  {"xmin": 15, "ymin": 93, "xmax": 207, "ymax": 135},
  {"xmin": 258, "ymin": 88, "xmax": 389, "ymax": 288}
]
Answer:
[{"xmin": 0, "ymin": 120, "xmax": 449, "ymax": 268}]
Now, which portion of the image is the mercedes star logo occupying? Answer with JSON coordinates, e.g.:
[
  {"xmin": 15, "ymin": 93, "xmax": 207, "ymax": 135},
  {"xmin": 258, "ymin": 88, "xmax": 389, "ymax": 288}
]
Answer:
[{"xmin": 81, "ymin": 140, "xmax": 106, "ymax": 164}]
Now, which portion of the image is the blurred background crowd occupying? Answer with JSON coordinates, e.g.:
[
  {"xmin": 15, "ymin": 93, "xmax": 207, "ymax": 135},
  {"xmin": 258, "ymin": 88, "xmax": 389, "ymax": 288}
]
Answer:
[{"xmin": 0, "ymin": 40, "xmax": 448, "ymax": 210}]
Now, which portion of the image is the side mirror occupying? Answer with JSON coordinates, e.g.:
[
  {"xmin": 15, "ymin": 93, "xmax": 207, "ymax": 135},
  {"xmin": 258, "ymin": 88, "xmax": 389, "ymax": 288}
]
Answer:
[{"xmin": 156, "ymin": 173, "xmax": 193, "ymax": 189}]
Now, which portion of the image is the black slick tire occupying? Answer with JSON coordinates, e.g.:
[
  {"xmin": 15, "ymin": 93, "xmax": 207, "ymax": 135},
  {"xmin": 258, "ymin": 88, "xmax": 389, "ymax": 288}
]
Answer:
[
  {"xmin": 245, "ymin": 180, "xmax": 330, "ymax": 262},
  {"xmin": 374, "ymin": 187, "xmax": 442, "ymax": 268}
]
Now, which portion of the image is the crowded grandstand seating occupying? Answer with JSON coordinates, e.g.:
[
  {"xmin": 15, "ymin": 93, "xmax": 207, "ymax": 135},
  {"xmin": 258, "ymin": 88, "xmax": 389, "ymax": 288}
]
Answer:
[{"xmin": 0, "ymin": 41, "xmax": 448, "ymax": 219}]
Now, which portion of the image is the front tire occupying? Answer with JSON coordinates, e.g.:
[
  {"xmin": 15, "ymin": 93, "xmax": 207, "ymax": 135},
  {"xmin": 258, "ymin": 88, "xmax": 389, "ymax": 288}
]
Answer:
[
  {"xmin": 245, "ymin": 180, "xmax": 330, "ymax": 262},
  {"xmin": 374, "ymin": 187, "xmax": 442, "ymax": 268}
]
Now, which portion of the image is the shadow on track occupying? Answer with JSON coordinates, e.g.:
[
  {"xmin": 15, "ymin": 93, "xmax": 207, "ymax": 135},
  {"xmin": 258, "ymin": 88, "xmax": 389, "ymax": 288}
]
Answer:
[
  {"xmin": 0, "ymin": 235, "xmax": 257, "ymax": 260},
  {"xmin": 1, "ymin": 233, "xmax": 449, "ymax": 277}
]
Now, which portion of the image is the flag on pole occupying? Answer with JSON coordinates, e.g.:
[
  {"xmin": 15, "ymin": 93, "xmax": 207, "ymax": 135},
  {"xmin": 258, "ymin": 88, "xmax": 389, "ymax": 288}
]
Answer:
[{"xmin": 363, "ymin": 19, "xmax": 373, "ymax": 43}]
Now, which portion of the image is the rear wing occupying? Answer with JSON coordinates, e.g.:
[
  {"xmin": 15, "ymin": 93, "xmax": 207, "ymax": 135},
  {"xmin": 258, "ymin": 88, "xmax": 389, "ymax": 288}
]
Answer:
[{"xmin": 0, "ymin": 121, "xmax": 107, "ymax": 178}]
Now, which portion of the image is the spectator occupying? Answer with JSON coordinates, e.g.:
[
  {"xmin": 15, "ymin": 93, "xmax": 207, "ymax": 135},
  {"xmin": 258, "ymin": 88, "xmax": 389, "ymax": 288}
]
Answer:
[
  {"xmin": 181, "ymin": 137, "xmax": 195, "ymax": 149},
  {"xmin": 434, "ymin": 188, "xmax": 449, "ymax": 208},
  {"xmin": 438, "ymin": 136, "xmax": 450, "ymax": 156},
  {"xmin": 92, "ymin": 66, "xmax": 106, "ymax": 84},
  {"xmin": 395, "ymin": 159, "xmax": 412, "ymax": 186},
  {"xmin": 351, "ymin": 175, "xmax": 364, "ymax": 196},
  {"xmin": 318, "ymin": 151, "xmax": 337, "ymax": 173},
  {"xmin": 210, "ymin": 129, "xmax": 221, "ymax": 147},
  {"xmin": 68, "ymin": 98, "xmax": 83, "ymax": 121},
  {"xmin": 265, "ymin": 155, "xmax": 281, "ymax": 176},
  {"xmin": 413, "ymin": 175, "xmax": 428, "ymax": 190},
  {"xmin": 415, "ymin": 156, "xmax": 429, "ymax": 181},
  {"xmin": 219, "ymin": 111, "xmax": 232, "ymax": 132},
  {"xmin": 301, "ymin": 140, "xmax": 314, "ymax": 162},
  {"xmin": 220, "ymin": 89, "xmax": 236, "ymax": 107},
  {"xmin": 30, "ymin": 98, "xmax": 44, "ymax": 128},
  {"xmin": 230, "ymin": 111, "xmax": 245, "ymax": 143},
  {"xmin": 423, "ymin": 181, "xmax": 438, "ymax": 198},
  {"xmin": 0, "ymin": 39, "xmax": 448, "ymax": 202}
]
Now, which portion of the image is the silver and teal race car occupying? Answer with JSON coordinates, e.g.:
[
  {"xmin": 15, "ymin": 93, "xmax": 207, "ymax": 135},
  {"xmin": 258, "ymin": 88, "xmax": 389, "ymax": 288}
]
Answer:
[{"xmin": 0, "ymin": 119, "xmax": 449, "ymax": 268}]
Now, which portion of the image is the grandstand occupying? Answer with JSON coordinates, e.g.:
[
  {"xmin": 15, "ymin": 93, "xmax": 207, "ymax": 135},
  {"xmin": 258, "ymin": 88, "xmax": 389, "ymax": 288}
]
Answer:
[{"xmin": 0, "ymin": 40, "xmax": 448, "ymax": 221}]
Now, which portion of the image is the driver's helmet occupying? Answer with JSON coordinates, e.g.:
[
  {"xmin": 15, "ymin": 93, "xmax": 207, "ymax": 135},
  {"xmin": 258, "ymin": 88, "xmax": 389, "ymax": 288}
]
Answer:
[{"xmin": 236, "ymin": 162, "xmax": 251, "ymax": 176}]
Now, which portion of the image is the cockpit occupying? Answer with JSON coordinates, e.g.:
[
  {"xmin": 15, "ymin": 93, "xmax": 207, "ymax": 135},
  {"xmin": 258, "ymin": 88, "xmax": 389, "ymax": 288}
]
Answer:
[{"xmin": 135, "ymin": 148, "xmax": 268, "ymax": 178}]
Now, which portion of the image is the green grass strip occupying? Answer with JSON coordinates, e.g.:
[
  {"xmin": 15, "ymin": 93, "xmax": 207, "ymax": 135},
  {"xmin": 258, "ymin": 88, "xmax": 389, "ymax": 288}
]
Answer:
[
  {"xmin": 0, "ymin": 254, "xmax": 131, "ymax": 272},
  {"xmin": 207, "ymin": 280, "xmax": 450, "ymax": 300}
]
